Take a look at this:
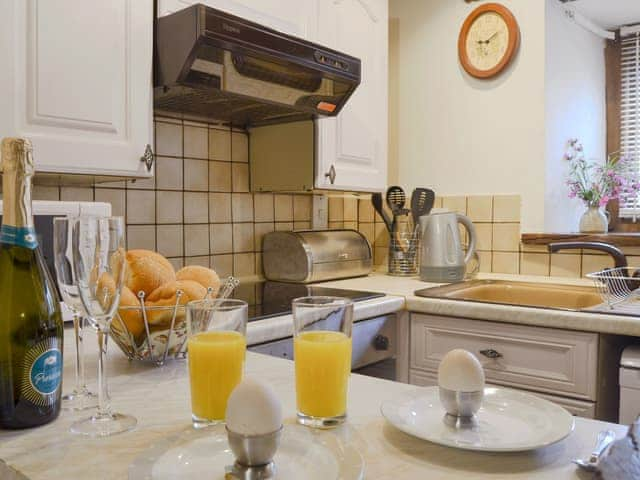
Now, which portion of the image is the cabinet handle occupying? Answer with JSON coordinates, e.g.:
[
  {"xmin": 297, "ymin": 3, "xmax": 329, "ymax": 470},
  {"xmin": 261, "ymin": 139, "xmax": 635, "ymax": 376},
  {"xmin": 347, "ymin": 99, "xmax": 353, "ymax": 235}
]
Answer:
[
  {"xmin": 140, "ymin": 144, "xmax": 154, "ymax": 172},
  {"xmin": 325, "ymin": 165, "xmax": 337, "ymax": 184},
  {"xmin": 373, "ymin": 334, "xmax": 389, "ymax": 351},
  {"xmin": 479, "ymin": 348, "xmax": 503, "ymax": 359}
]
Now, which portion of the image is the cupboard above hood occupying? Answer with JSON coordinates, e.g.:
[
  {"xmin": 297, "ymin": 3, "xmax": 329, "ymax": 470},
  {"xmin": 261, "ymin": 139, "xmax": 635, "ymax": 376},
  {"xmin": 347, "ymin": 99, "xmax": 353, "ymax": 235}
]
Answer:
[{"xmin": 154, "ymin": 4, "xmax": 361, "ymax": 127}]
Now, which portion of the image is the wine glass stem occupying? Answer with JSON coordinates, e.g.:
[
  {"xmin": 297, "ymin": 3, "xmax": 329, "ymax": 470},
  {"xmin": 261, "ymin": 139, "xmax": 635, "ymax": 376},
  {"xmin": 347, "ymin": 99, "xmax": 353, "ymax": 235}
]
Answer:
[
  {"xmin": 96, "ymin": 328, "xmax": 111, "ymax": 418},
  {"xmin": 72, "ymin": 314, "xmax": 88, "ymax": 394}
]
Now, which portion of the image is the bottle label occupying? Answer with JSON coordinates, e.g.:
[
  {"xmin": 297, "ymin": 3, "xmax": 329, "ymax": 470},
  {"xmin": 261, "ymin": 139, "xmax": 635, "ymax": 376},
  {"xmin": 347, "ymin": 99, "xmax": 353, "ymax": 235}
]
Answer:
[
  {"xmin": 21, "ymin": 339, "xmax": 62, "ymax": 406},
  {"xmin": 0, "ymin": 225, "xmax": 38, "ymax": 249}
]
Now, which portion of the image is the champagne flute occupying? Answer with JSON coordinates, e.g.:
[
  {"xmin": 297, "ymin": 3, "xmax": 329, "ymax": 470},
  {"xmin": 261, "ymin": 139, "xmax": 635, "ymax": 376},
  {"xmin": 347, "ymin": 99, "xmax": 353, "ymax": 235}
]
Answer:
[
  {"xmin": 69, "ymin": 216, "xmax": 136, "ymax": 437},
  {"xmin": 53, "ymin": 217, "xmax": 97, "ymax": 411}
]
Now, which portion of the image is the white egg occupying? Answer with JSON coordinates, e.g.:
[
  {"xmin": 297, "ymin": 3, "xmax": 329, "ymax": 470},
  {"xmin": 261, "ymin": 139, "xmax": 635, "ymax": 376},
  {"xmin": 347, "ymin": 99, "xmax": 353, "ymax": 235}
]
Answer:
[
  {"xmin": 437, "ymin": 349, "xmax": 485, "ymax": 392},
  {"xmin": 226, "ymin": 378, "xmax": 283, "ymax": 436}
]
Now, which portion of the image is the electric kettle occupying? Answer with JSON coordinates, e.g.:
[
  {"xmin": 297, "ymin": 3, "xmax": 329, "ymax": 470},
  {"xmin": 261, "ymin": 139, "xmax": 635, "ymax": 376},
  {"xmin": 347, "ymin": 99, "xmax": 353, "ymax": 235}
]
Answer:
[{"xmin": 419, "ymin": 209, "xmax": 477, "ymax": 283}]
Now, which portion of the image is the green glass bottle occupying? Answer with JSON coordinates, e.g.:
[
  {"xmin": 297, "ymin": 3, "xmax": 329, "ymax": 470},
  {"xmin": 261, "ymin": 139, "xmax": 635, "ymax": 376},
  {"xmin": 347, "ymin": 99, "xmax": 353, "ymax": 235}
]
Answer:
[{"xmin": 0, "ymin": 138, "xmax": 63, "ymax": 429}]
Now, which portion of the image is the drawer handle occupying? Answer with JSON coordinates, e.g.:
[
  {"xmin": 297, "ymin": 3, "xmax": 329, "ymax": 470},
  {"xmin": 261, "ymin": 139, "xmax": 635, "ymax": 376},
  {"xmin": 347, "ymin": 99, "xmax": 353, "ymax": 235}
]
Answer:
[{"xmin": 479, "ymin": 348, "xmax": 503, "ymax": 359}]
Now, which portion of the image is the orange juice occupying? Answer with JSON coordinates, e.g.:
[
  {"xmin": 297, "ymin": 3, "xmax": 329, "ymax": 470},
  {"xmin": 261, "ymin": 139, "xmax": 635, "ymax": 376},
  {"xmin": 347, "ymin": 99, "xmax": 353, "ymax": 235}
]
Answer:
[
  {"xmin": 294, "ymin": 330, "xmax": 352, "ymax": 418},
  {"xmin": 188, "ymin": 330, "xmax": 246, "ymax": 421}
]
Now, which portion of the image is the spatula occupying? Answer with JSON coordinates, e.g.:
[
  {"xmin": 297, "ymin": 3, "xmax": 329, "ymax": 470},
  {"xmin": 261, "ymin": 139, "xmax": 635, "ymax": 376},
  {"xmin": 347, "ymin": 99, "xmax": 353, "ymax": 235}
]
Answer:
[{"xmin": 410, "ymin": 188, "xmax": 436, "ymax": 227}]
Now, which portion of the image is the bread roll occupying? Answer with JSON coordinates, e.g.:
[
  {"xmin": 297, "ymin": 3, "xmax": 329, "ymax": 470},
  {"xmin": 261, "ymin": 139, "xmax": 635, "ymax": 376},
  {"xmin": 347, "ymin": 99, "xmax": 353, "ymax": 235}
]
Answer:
[
  {"xmin": 113, "ymin": 286, "xmax": 145, "ymax": 340},
  {"xmin": 176, "ymin": 265, "xmax": 221, "ymax": 297},
  {"xmin": 124, "ymin": 249, "xmax": 175, "ymax": 297},
  {"xmin": 145, "ymin": 280, "xmax": 208, "ymax": 326}
]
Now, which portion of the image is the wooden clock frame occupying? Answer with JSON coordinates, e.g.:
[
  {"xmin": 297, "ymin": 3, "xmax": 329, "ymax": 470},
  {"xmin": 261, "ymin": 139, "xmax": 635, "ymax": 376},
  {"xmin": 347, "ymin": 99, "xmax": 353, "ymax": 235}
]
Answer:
[{"xmin": 458, "ymin": 3, "xmax": 520, "ymax": 79}]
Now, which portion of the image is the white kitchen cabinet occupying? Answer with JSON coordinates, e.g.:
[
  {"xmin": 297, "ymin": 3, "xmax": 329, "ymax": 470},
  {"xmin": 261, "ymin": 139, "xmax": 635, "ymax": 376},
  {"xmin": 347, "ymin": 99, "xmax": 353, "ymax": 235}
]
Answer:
[
  {"xmin": 314, "ymin": 0, "xmax": 388, "ymax": 192},
  {"xmin": 157, "ymin": 0, "xmax": 318, "ymax": 39},
  {"xmin": 0, "ymin": 0, "xmax": 154, "ymax": 178}
]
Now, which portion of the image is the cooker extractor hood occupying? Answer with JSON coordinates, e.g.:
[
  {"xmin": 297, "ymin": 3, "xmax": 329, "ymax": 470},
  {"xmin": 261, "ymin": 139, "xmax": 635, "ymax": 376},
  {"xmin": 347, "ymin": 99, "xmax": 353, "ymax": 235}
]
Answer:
[{"xmin": 154, "ymin": 4, "xmax": 361, "ymax": 127}]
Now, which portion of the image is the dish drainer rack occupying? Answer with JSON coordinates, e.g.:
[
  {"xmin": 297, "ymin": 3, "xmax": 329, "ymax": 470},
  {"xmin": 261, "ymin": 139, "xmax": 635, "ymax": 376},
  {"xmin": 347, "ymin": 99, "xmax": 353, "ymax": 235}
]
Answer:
[{"xmin": 586, "ymin": 267, "xmax": 640, "ymax": 311}]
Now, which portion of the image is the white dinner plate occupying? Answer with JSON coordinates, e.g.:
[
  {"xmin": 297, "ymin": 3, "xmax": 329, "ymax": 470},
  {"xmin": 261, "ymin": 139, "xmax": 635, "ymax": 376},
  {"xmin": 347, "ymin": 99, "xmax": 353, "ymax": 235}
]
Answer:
[
  {"xmin": 128, "ymin": 422, "xmax": 364, "ymax": 480},
  {"xmin": 381, "ymin": 386, "xmax": 575, "ymax": 452}
]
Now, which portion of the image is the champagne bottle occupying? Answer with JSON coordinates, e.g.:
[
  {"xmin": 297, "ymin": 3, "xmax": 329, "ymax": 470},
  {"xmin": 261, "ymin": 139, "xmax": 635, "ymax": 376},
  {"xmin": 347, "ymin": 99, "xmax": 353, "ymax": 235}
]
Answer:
[{"xmin": 0, "ymin": 138, "xmax": 63, "ymax": 429}]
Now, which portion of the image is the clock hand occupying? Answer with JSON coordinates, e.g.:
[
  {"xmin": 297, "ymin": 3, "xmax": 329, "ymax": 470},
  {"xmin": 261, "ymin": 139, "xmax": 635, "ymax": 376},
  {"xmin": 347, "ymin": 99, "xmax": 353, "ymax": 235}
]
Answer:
[{"xmin": 483, "ymin": 31, "xmax": 499, "ymax": 43}]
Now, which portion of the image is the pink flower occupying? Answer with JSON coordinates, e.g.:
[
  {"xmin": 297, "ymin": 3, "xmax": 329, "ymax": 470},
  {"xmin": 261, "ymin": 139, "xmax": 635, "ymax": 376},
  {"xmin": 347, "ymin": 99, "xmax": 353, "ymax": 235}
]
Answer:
[{"xmin": 599, "ymin": 196, "xmax": 610, "ymax": 207}]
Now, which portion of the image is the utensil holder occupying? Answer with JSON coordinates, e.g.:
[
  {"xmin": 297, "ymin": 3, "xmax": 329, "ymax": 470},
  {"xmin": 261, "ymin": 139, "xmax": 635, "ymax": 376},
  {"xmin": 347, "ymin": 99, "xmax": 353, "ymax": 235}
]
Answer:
[{"xmin": 388, "ymin": 231, "xmax": 419, "ymax": 276}]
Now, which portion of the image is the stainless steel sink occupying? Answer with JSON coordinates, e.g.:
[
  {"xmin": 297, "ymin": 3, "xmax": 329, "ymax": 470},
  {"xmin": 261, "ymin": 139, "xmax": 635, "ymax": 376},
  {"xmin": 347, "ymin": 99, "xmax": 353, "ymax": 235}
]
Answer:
[{"xmin": 414, "ymin": 279, "xmax": 603, "ymax": 311}]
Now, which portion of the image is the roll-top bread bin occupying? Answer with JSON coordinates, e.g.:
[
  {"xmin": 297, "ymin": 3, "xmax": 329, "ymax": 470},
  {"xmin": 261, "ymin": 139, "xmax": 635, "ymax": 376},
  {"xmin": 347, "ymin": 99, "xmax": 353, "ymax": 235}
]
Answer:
[{"xmin": 262, "ymin": 229, "xmax": 372, "ymax": 283}]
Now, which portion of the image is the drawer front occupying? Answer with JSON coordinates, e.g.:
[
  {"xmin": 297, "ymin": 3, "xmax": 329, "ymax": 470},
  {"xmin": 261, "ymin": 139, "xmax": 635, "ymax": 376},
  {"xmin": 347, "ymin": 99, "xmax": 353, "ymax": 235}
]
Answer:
[
  {"xmin": 411, "ymin": 314, "xmax": 598, "ymax": 400},
  {"xmin": 409, "ymin": 369, "xmax": 596, "ymax": 418}
]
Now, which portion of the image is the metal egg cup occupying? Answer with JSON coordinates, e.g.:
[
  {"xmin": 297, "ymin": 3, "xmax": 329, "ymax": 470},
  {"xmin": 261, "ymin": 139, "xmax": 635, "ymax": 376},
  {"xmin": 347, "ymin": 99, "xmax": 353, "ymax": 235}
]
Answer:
[
  {"xmin": 225, "ymin": 426, "xmax": 283, "ymax": 480},
  {"xmin": 110, "ymin": 276, "xmax": 239, "ymax": 366},
  {"xmin": 439, "ymin": 386, "xmax": 484, "ymax": 429}
]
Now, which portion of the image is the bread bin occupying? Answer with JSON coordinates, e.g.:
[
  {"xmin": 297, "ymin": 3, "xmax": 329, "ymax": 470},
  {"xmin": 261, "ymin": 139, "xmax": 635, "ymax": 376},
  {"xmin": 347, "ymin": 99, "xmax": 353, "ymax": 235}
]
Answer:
[{"xmin": 262, "ymin": 230, "xmax": 372, "ymax": 283}]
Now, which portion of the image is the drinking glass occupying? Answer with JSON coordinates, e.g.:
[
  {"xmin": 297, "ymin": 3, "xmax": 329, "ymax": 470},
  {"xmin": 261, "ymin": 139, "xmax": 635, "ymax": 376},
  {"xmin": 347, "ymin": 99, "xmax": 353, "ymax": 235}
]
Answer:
[
  {"xmin": 53, "ymin": 217, "xmax": 97, "ymax": 411},
  {"xmin": 186, "ymin": 299, "xmax": 248, "ymax": 428},
  {"xmin": 292, "ymin": 296, "xmax": 353, "ymax": 428},
  {"xmin": 69, "ymin": 216, "xmax": 136, "ymax": 437}
]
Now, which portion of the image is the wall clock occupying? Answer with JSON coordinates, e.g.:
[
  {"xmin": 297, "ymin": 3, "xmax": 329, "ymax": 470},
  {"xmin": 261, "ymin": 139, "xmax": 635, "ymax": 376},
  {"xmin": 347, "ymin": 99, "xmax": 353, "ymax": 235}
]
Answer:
[{"xmin": 458, "ymin": 3, "xmax": 520, "ymax": 79}]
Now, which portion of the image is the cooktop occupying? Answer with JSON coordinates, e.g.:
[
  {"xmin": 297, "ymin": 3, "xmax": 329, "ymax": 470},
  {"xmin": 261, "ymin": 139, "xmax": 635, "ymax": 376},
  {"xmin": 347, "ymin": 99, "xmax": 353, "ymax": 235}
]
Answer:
[{"xmin": 231, "ymin": 281, "xmax": 384, "ymax": 322}]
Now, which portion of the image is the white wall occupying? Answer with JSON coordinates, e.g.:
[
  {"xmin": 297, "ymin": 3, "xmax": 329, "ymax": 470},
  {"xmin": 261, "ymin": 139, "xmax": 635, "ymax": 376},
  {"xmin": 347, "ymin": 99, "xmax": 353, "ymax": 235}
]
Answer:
[
  {"xmin": 390, "ymin": 0, "xmax": 547, "ymax": 232},
  {"xmin": 544, "ymin": 0, "xmax": 606, "ymax": 232}
]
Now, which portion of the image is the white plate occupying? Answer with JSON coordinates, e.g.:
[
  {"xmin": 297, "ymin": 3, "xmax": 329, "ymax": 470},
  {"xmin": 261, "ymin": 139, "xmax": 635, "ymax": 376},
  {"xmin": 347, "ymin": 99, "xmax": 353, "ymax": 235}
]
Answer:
[
  {"xmin": 128, "ymin": 423, "xmax": 364, "ymax": 480},
  {"xmin": 381, "ymin": 386, "xmax": 575, "ymax": 452}
]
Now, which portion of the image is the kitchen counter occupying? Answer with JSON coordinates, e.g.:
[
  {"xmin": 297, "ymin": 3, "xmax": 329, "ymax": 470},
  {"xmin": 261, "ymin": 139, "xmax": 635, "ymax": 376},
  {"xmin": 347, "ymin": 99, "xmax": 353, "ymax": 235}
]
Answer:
[
  {"xmin": 319, "ymin": 273, "xmax": 640, "ymax": 338},
  {"xmin": 0, "ymin": 332, "xmax": 629, "ymax": 480}
]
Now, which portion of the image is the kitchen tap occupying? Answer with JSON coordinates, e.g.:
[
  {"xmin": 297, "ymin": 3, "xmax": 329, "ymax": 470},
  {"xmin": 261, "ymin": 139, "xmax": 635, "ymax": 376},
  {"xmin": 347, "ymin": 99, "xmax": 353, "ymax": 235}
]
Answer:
[{"xmin": 548, "ymin": 242, "xmax": 628, "ymax": 269}]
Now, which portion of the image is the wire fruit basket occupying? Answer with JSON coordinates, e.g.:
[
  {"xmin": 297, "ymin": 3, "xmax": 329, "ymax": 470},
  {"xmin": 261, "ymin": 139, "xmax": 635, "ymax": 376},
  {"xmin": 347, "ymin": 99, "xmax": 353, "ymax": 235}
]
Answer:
[
  {"xmin": 586, "ymin": 267, "xmax": 640, "ymax": 309},
  {"xmin": 110, "ymin": 276, "xmax": 239, "ymax": 366}
]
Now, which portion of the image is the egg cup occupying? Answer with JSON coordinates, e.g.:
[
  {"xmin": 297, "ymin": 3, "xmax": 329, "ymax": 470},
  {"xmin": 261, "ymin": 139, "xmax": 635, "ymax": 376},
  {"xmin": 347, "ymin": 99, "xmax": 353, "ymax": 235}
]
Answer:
[
  {"xmin": 225, "ymin": 425, "xmax": 283, "ymax": 480},
  {"xmin": 439, "ymin": 387, "xmax": 483, "ymax": 428}
]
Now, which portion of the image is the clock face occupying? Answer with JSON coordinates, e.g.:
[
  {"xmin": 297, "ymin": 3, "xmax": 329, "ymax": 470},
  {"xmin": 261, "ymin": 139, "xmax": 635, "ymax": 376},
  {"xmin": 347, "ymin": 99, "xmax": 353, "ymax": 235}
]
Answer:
[{"xmin": 458, "ymin": 3, "xmax": 520, "ymax": 79}]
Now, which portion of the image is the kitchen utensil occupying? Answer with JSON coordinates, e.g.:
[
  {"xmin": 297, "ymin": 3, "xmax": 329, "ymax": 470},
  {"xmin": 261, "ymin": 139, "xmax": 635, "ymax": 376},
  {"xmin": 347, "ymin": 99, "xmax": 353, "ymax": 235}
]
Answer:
[
  {"xmin": 410, "ymin": 188, "xmax": 435, "ymax": 228},
  {"xmin": 419, "ymin": 209, "xmax": 477, "ymax": 283},
  {"xmin": 388, "ymin": 231, "xmax": 420, "ymax": 276},
  {"xmin": 572, "ymin": 429, "xmax": 616, "ymax": 471},
  {"xmin": 226, "ymin": 426, "xmax": 282, "ymax": 479},
  {"xmin": 386, "ymin": 186, "xmax": 408, "ymax": 233},
  {"xmin": 371, "ymin": 192, "xmax": 392, "ymax": 232},
  {"xmin": 128, "ymin": 423, "xmax": 365, "ymax": 480},
  {"xmin": 381, "ymin": 386, "xmax": 575, "ymax": 452}
]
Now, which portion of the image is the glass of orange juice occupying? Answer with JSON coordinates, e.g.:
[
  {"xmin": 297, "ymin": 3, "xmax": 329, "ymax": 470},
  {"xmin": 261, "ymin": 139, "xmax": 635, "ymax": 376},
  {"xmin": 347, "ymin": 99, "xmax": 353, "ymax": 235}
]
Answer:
[
  {"xmin": 186, "ymin": 299, "xmax": 247, "ymax": 428},
  {"xmin": 293, "ymin": 296, "xmax": 353, "ymax": 428}
]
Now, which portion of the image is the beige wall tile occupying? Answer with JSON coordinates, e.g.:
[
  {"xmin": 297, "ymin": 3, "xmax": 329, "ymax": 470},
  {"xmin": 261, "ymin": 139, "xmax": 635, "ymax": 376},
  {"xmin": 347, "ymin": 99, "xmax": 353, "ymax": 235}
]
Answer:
[
  {"xmin": 209, "ymin": 128, "xmax": 231, "ymax": 161},
  {"xmin": 254, "ymin": 222, "xmax": 274, "ymax": 251},
  {"xmin": 293, "ymin": 221, "xmax": 311, "ymax": 230},
  {"xmin": 343, "ymin": 197, "xmax": 358, "ymax": 221},
  {"xmin": 442, "ymin": 196, "xmax": 467, "ymax": 215},
  {"xmin": 475, "ymin": 223, "xmax": 493, "ymax": 251},
  {"xmin": 433, "ymin": 196, "xmax": 443, "ymax": 208},
  {"xmin": 467, "ymin": 196, "xmax": 493, "ymax": 222},
  {"xmin": 157, "ymin": 225, "xmax": 183, "ymax": 258},
  {"xmin": 358, "ymin": 223, "xmax": 375, "ymax": 247},
  {"xmin": 492, "ymin": 223, "xmax": 520, "ymax": 252},
  {"xmin": 127, "ymin": 225, "xmax": 156, "ymax": 251},
  {"xmin": 126, "ymin": 190, "xmax": 155, "ymax": 224},
  {"xmin": 520, "ymin": 243, "xmax": 549, "ymax": 253},
  {"xmin": 293, "ymin": 195, "xmax": 312, "ymax": 222},
  {"xmin": 210, "ymin": 223, "xmax": 233, "ymax": 254},
  {"xmin": 60, "ymin": 187, "xmax": 93, "ymax": 202},
  {"xmin": 582, "ymin": 254, "xmax": 614, "ymax": 277},
  {"xmin": 478, "ymin": 251, "xmax": 492, "ymax": 273},
  {"xmin": 32, "ymin": 186, "xmax": 60, "ymax": 201},
  {"xmin": 127, "ymin": 175, "xmax": 155, "ymax": 190},
  {"xmin": 184, "ymin": 224, "xmax": 209, "ymax": 256},
  {"xmin": 255, "ymin": 253, "xmax": 263, "ymax": 276},
  {"xmin": 209, "ymin": 193, "xmax": 232, "ymax": 223},
  {"xmin": 623, "ymin": 247, "xmax": 640, "ymax": 256},
  {"xmin": 156, "ymin": 122, "xmax": 183, "ymax": 157},
  {"xmin": 232, "ymin": 163, "xmax": 250, "ymax": 192},
  {"xmin": 184, "ymin": 126, "xmax": 208, "ymax": 159},
  {"xmin": 168, "ymin": 257, "xmax": 184, "ymax": 271},
  {"xmin": 212, "ymin": 254, "xmax": 233, "ymax": 277},
  {"xmin": 232, "ymin": 131, "xmax": 249, "ymax": 163},
  {"xmin": 275, "ymin": 222, "xmax": 293, "ymax": 231},
  {"xmin": 374, "ymin": 247, "xmax": 388, "ymax": 266},
  {"xmin": 95, "ymin": 188, "xmax": 125, "ymax": 217},
  {"xmin": 328, "ymin": 197, "xmax": 344, "ymax": 222},
  {"xmin": 156, "ymin": 191, "xmax": 183, "ymax": 224},
  {"xmin": 209, "ymin": 161, "xmax": 231, "ymax": 192},
  {"xmin": 493, "ymin": 195, "xmax": 521, "ymax": 222},
  {"xmin": 232, "ymin": 193, "xmax": 254, "ymax": 222},
  {"xmin": 234, "ymin": 253, "xmax": 255, "ymax": 276},
  {"xmin": 550, "ymin": 253, "xmax": 581, "ymax": 278},
  {"xmin": 358, "ymin": 198, "xmax": 374, "ymax": 222},
  {"xmin": 520, "ymin": 253, "xmax": 550, "ymax": 276},
  {"xmin": 344, "ymin": 221, "xmax": 358, "ymax": 230},
  {"xmin": 184, "ymin": 159, "xmax": 208, "ymax": 191},
  {"xmin": 99, "ymin": 180, "xmax": 126, "ymax": 189},
  {"xmin": 156, "ymin": 156, "xmax": 183, "ymax": 190},
  {"xmin": 233, "ymin": 223, "xmax": 254, "ymax": 253},
  {"xmin": 274, "ymin": 194, "xmax": 293, "ymax": 221},
  {"xmin": 254, "ymin": 193, "xmax": 275, "ymax": 222},
  {"xmin": 183, "ymin": 192, "xmax": 208, "ymax": 223},
  {"xmin": 185, "ymin": 256, "xmax": 210, "ymax": 268},
  {"xmin": 375, "ymin": 223, "xmax": 389, "ymax": 248},
  {"xmin": 492, "ymin": 251, "xmax": 519, "ymax": 274},
  {"xmin": 328, "ymin": 221, "xmax": 344, "ymax": 229}
]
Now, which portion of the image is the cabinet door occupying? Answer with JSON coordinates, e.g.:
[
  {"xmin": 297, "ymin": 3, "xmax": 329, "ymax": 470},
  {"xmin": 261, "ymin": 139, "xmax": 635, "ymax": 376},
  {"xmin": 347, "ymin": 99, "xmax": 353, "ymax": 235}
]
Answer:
[
  {"xmin": 0, "ymin": 0, "xmax": 153, "ymax": 177},
  {"xmin": 315, "ymin": 0, "xmax": 388, "ymax": 192},
  {"xmin": 157, "ymin": 0, "xmax": 317, "ymax": 39}
]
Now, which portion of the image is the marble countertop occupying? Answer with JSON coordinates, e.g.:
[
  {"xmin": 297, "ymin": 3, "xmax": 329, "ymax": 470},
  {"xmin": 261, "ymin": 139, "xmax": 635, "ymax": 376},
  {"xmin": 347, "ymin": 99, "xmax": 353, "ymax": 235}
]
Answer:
[{"xmin": 0, "ymin": 332, "xmax": 629, "ymax": 480}]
